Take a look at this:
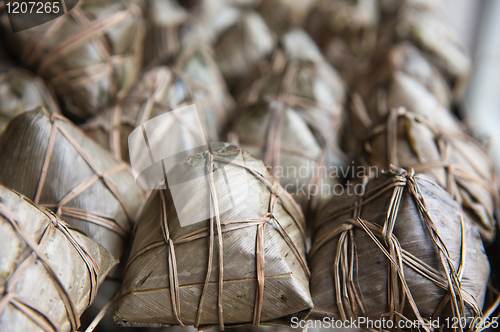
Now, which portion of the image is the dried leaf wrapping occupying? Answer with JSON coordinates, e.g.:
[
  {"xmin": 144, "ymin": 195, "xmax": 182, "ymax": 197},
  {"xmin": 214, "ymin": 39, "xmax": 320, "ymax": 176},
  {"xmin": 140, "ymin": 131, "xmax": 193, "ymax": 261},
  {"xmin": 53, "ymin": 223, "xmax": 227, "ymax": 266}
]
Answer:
[
  {"xmin": 141, "ymin": 0, "xmax": 199, "ymax": 67},
  {"xmin": 115, "ymin": 145, "xmax": 312, "ymax": 328},
  {"xmin": 362, "ymin": 109, "xmax": 498, "ymax": 244},
  {"xmin": 0, "ymin": 0, "xmax": 145, "ymax": 120},
  {"xmin": 195, "ymin": 0, "xmax": 276, "ymax": 90},
  {"xmin": 0, "ymin": 185, "xmax": 117, "ymax": 332},
  {"xmin": 357, "ymin": 43, "xmax": 453, "ymax": 117},
  {"xmin": 0, "ymin": 107, "xmax": 145, "ymax": 260},
  {"xmin": 305, "ymin": 0, "xmax": 379, "ymax": 86},
  {"xmin": 0, "ymin": 68, "xmax": 60, "ymax": 134},
  {"xmin": 257, "ymin": 0, "xmax": 317, "ymax": 36},
  {"xmin": 377, "ymin": 2, "xmax": 471, "ymax": 101},
  {"xmin": 0, "ymin": 35, "xmax": 59, "ymax": 133},
  {"xmin": 309, "ymin": 168, "xmax": 489, "ymax": 326},
  {"xmin": 232, "ymin": 29, "xmax": 346, "ymax": 215},
  {"xmin": 345, "ymin": 43, "xmax": 462, "ymax": 156},
  {"xmin": 83, "ymin": 45, "xmax": 235, "ymax": 161}
]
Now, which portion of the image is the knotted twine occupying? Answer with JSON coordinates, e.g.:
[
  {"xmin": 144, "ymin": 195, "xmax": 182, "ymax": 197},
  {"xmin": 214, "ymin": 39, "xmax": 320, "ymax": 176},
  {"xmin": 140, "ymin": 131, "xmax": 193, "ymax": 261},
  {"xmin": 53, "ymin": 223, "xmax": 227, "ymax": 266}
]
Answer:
[
  {"xmin": 362, "ymin": 108, "xmax": 499, "ymax": 244},
  {"xmin": 0, "ymin": 108, "xmax": 145, "ymax": 259},
  {"xmin": 233, "ymin": 30, "xmax": 346, "ymax": 217},
  {"xmin": 1, "ymin": 0, "xmax": 145, "ymax": 120},
  {"xmin": 309, "ymin": 167, "xmax": 490, "ymax": 332},
  {"xmin": 36, "ymin": 114, "xmax": 133, "ymax": 238},
  {"xmin": 376, "ymin": 1, "xmax": 471, "ymax": 102},
  {"xmin": 83, "ymin": 44, "xmax": 234, "ymax": 161},
  {"xmin": 0, "ymin": 187, "xmax": 115, "ymax": 332},
  {"xmin": 116, "ymin": 147, "xmax": 312, "ymax": 329}
]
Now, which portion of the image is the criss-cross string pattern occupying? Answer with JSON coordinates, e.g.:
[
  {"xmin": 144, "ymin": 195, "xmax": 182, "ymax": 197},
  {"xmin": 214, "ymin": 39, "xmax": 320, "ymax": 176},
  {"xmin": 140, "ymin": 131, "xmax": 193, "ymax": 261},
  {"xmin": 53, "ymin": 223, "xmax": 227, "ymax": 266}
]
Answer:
[
  {"xmin": 82, "ymin": 46, "xmax": 232, "ymax": 161},
  {"xmin": 35, "ymin": 113, "xmax": 136, "ymax": 249},
  {"xmin": 0, "ymin": 193, "xmax": 99, "ymax": 332},
  {"xmin": 239, "ymin": 50, "xmax": 345, "ymax": 215},
  {"xmin": 365, "ymin": 108, "xmax": 499, "ymax": 239},
  {"xmin": 309, "ymin": 168, "xmax": 488, "ymax": 332},
  {"xmin": 17, "ymin": 1, "xmax": 143, "ymax": 118},
  {"xmin": 123, "ymin": 149, "xmax": 310, "ymax": 330}
]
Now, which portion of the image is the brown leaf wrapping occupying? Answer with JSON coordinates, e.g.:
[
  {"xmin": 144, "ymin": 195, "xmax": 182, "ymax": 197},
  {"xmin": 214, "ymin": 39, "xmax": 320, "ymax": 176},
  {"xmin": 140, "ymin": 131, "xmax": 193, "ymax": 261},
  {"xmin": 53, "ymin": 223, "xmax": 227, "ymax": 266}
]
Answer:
[
  {"xmin": 357, "ymin": 43, "xmax": 453, "ymax": 118},
  {"xmin": 377, "ymin": 2, "xmax": 471, "ymax": 102},
  {"xmin": 305, "ymin": 0, "xmax": 379, "ymax": 86},
  {"xmin": 0, "ymin": 67, "xmax": 60, "ymax": 134},
  {"xmin": 141, "ymin": 0, "xmax": 198, "ymax": 67},
  {"xmin": 309, "ymin": 168, "xmax": 490, "ymax": 327},
  {"xmin": 232, "ymin": 29, "xmax": 346, "ymax": 215},
  {"xmin": 195, "ymin": 0, "xmax": 276, "ymax": 90},
  {"xmin": 114, "ymin": 145, "xmax": 312, "ymax": 328},
  {"xmin": 345, "ymin": 43, "xmax": 462, "ymax": 156},
  {"xmin": 257, "ymin": 0, "xmax": 317, "ymax": 36},
  {"xmin": 0, "ymin": 33, "xmax": 60, "ymax": 133},
  {"xmin": 0, "ymin": 0, "xmax": 145, "ymax": 120},
  {"xmin": 362, "ymin": 109, "xmax": 498, "ymax": 244},
  {"xmin": 83, "ymin": 45, "xmax": 235, "ymax": 161},
  {"xmin": 0, "ymin": 107, "xmax": 145, "ymax": 260},
  {"xmin": 0, "ymin": 184, "xmax": 117, "ymax": 332}
]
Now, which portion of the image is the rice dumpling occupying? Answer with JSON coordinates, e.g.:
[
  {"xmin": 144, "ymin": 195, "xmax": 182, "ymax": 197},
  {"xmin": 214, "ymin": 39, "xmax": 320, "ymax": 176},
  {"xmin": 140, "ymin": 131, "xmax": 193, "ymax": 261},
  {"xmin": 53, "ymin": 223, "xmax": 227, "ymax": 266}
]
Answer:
[
  {"xmin": 344, "ymin": 43, "xmax": 463, "ymax": 156},
  {"xmin": 0, "ymin": 0, "xmax": 145, "ymax": 120},
  {"xmin": 114, "ymin": 145, "xmax": 312, "ymax": 328},
  {"xmin": 141, "ymin": 0, "xmax": 198, "ymax": 67},
  {"xmin": 356, "ymin": 43, "xmax": 454, "ymax": 121},
  {"xmin": 195, "ymin": 0, "xmax": 276, "ymax": 90},
  {"xmin": 83, "ymin": 45, "xmax": 235, "ymax": 161},
  {"xmin": 377, "ymin": 2, "xmax": 471, "ymax": 101},
  {"xmin": 309, "ymin": 168, "xmax": 490, "ymax": 328},
  {"xmin": 0, "ymin": 184, "xmax": 117, "ymax": 332},
  {"xmin": 362, "ymin": 109, "xmax": 498, "ymax": 244},
  {"xmin": 0, "ymin": 107, "xmax": 145, "ymax": 260},
  {"xmin": 0, "ymin": 67, "xmax": 60, "ymax": 134},
  {"xmin": 232, "ymin": 29, "xmax": 346, "ymax": 215},
  {"xmin": 305, "ymin": 0, "xmax": 379, "ymax": 86}
]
